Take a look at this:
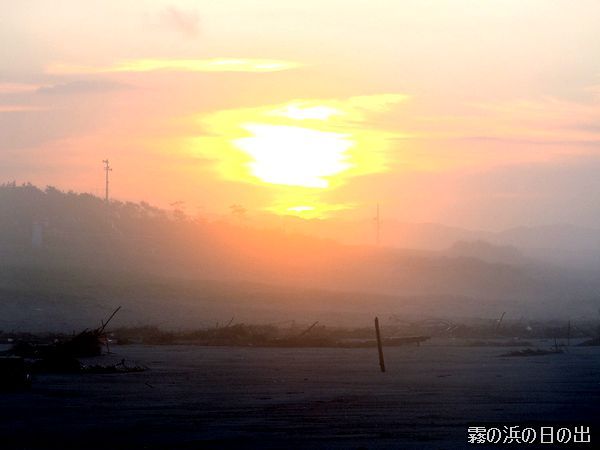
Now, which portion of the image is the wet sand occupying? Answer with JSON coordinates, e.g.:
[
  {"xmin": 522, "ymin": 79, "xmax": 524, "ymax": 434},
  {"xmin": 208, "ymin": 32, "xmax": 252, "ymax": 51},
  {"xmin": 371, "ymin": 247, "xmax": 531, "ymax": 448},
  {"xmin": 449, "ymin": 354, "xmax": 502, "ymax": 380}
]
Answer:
[{"xmin": 1, "ymin": 340, "xmax": 599, "ymax": 449}]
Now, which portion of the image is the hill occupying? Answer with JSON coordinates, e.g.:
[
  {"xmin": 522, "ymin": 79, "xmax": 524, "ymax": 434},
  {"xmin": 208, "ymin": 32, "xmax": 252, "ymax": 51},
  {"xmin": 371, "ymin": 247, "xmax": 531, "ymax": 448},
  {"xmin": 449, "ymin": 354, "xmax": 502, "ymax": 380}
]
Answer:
[{"xmin": 1, "ymin": 183, "xmax": 599, "ymax": 330}]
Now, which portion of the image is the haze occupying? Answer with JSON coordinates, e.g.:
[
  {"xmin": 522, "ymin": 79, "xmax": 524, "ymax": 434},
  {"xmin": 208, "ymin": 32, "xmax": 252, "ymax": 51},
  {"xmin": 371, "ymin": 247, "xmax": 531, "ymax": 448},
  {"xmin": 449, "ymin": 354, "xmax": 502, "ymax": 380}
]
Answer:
[{"xmin": 2, "ymin": 1, "xmax": 600, "ymax": 231}]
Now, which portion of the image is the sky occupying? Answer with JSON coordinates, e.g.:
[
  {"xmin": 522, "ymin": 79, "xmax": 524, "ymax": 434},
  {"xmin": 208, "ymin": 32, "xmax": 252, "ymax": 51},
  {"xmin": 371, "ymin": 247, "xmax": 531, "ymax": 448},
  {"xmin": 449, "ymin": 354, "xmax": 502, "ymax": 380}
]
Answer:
[{"xmin": 1, "ymin": 0, "xmax": 600, "ymax": 230}]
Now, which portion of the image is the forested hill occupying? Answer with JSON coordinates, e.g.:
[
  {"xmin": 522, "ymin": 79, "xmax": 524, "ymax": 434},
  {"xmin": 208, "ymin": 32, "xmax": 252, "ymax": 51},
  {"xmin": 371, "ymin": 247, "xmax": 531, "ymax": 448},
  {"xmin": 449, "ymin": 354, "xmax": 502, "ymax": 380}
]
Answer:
[
  {"xmin": 0, "ymin": 183, "xmax": 354, "ymax": 282},
  {"xmin": 0, "ymin": 182, "xmax": 216, "ymax": 275},
  {"xmin": 1, "ymin": 183, "xmax": 599, "ymax": 323}
]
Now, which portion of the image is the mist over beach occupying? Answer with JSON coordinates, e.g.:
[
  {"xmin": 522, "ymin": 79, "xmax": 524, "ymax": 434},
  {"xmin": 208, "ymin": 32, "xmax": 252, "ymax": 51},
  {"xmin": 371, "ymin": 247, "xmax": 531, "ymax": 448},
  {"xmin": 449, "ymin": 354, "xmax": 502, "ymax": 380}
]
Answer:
[{"xmin": 2, "ymin": 1, "xmax": 600, "ymax": 448}]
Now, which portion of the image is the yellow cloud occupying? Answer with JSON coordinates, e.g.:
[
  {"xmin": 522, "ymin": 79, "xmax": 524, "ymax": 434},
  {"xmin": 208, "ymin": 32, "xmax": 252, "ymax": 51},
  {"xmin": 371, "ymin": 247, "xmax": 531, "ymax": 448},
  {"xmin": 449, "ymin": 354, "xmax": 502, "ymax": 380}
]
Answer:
[
  {"xmin": 183, "ymin": 94, "xmax": 408, "ymax": 217},
  {"xmin": 45, "ymin": 58, "xmax": 302, "ymax": 74},
  {"xmin": 266, "ymin": 200, "xmax": 354, "ymax": 219}
]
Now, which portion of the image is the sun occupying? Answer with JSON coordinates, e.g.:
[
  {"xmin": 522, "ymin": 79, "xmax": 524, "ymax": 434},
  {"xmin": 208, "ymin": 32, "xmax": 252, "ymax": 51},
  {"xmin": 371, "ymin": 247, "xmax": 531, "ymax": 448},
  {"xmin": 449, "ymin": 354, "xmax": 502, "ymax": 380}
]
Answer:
[
  {"xmin": 189, "ymin": 95, "xmax": 407, "ymax": 218},
  {"xmin": 233, "ymin": 123, "xmax": 354, "ymax": 188}
]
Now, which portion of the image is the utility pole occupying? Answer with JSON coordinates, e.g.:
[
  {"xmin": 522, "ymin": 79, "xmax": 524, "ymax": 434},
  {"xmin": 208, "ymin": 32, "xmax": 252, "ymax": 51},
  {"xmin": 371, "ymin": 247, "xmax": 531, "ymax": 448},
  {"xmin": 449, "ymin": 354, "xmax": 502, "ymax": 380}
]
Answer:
[
  {"xmin": 374, "ymin": 203, "xmax": 381, "ymax": 246},
  {"xmin": 102, "ymin": 159, "xmax": 112, "ymax": 203}
]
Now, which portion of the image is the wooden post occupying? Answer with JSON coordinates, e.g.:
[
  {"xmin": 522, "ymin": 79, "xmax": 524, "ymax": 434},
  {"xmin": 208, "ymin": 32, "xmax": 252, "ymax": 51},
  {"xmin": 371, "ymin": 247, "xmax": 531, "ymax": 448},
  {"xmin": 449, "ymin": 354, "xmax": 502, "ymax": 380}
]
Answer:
[{"xmin": 374, "ymin": 317, "xmax": 386, "ymax": 372}]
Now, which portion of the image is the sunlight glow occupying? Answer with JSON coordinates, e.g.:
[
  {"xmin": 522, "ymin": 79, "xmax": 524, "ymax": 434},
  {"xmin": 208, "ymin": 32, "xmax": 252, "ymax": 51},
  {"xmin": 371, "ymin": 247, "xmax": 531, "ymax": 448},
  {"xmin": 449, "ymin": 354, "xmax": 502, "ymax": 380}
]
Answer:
[
  {"xmin": 266, "ymin": 200, "xmax": 354, "ymax": 219},
  {"xmin": 188, "ymin": 94, "xmax": 408, "ymax": 218},
  {"xmin": 270, "ymin": 104, "xmax": 342, "ymax": 121},
  {"xmin": 234, "ymin": 124, "xmax": 353, "ymax": 188},
  {"xmin": 287, "ymin": 206, "xmax": 314, "ymax": 212},
  {"xmin": 46, "ymin": 58, "xmax": 301, "ymax": 74}
]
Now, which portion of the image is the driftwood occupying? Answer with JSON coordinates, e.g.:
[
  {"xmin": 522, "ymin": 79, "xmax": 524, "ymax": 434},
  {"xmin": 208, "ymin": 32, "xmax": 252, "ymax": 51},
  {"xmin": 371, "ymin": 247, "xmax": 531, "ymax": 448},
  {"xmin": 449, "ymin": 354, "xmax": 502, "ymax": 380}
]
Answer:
[
  {"xmin": 82, "ymin": 359, "xmax": 147, "ymax": 374},
  {"xmin": 297, "ymin": 321, "xmax": 319, "ymax": 338},
  {"xmin": 500, "ymin": 348, "xmax": 563, "ymax": 357},
  {"xmin": 495, "ymin": 312, "xmax": 506, "ymax": 332},
  {"xmin": 9, "ymin": 306, "xmax": 123, "ymax": 373}
]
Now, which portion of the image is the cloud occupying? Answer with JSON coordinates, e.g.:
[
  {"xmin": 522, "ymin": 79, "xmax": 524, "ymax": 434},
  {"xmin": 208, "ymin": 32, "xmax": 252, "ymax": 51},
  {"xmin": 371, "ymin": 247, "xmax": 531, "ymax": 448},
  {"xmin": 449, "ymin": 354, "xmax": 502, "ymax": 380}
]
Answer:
[
  {"xmin": 0, "ymin": 106, "xmax": 73, "ymax": 151},
  {"xmin": 186, "ymin": 93, "xmax": 408, "ymax": 198},
  {"xmin": 160, "ymin": 6, "xmax": 200, "ymax": 38},
  {"xmin": 396, "ymin": 96, "xmax": 600, "ymax": 151},
  {"xmin": 46, "ymin": 58, "xmax": 302, "ymax": 75},
  {"xmin": 0, "ymin": 105, "xmax": 47, "ymax": 113},
  {"xmin": 0, "ymin": 83, "xmax": 40, "ymax": 94},
  {"xmin": 450, "ymin": 155, "xmax": 600, "ymax": 229},
  {"xmin": 35, "ymin": 80, "xmax": 129, "ymax": 95},
  {"xmin": 444, "ymin": 136, "xmax": 600, "ymax": 148}
]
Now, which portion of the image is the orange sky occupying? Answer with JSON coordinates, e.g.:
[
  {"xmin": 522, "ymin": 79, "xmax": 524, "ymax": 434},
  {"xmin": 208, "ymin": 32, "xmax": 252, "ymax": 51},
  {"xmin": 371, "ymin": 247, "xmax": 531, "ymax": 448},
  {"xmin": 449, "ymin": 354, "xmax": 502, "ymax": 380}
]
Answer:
[{"xmin": 1, "ymin": 1, "xmax": 600, "ymax": 230}]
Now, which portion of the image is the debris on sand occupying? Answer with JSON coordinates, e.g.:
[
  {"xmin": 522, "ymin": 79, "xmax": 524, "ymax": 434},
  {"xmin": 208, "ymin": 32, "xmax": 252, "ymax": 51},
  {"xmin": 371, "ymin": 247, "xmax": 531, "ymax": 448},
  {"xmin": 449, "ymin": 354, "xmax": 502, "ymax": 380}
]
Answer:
[
  {"xmin": 500, "ymin": 348, "xmax": 563, "ymax": 357},
  {"xmin": 82, "ymin": 359, "xmax": 147, "ymax": 374},
  {"xmin": 577, "ymin": 337, "xmax": 600, "ymax": 346},
  {"xmin": 334, "ymin": 336, "xmax": 430, "ymax": 348},
  {"xmin": 6, "ymin": 307, "xmax": 124, "ymax": 374},
  {"xmin": 0, "ymin": 356, "xmax": 31, "ymax": 391},
  {"xmin": 110, "ymin": 323, "xmax": 430, "ymax": 348},
  {"xmin": 464, "ymin": 339, "xmax": 532, "ymax": 347},
  {"xmin": 32, "ymin": 353, "xmax": 82, "ymax": 373}
]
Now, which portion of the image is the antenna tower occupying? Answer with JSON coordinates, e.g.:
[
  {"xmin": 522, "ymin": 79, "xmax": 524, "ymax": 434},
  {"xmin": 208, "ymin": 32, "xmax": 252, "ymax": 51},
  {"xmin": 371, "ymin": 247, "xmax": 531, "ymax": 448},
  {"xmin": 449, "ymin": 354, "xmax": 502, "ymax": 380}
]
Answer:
[{"xmin": 102, "ymin": 159, "xmax": 112, "ymax": 203}]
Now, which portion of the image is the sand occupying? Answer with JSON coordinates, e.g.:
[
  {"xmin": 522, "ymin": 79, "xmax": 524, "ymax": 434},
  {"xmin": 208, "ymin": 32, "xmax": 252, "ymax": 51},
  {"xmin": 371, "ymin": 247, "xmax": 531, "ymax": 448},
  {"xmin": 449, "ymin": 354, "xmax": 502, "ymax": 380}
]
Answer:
[{"xmin": 1, "ymin": 340, "xmax": 599, "ymax": 449}]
